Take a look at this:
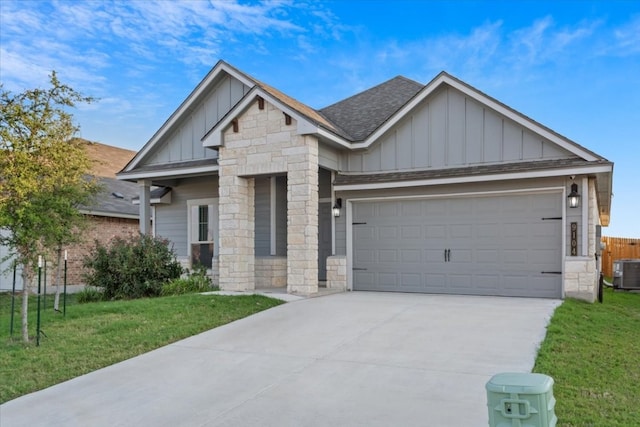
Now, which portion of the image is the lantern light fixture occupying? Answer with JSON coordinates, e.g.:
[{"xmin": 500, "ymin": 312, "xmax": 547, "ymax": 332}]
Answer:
[
  {"xmin": 332, "ymin": 198, "xmax": 342, "ymax": 217},
  {"xmin": 568, "ymin": 183, "xmax": 580, "ymax": 208}
]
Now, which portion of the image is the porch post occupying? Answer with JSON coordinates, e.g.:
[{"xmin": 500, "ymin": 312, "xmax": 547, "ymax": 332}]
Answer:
[
  {"xmin": 287, "ymin": 135, "xmax": 319, "ymax": 294},
  {"xmin": 218, "ymin": 174, "xmax": 256, "ymax": 291},
  {"xmin": 137, "ymin": 179, "xmax": 152, "ymax": 235}
]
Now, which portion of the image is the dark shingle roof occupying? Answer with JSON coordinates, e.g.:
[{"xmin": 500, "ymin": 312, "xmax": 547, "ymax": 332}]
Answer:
[
  {"xmin": 319, "ymin": 76, "xmax": 424, "ymax": 142},
  {"xmin": 334, "ymin": 158, "xmax": 612, "ymax": 186},
  {"xmin": 81, "ymin": 176, "xmax": 139, "ymax": 217}
]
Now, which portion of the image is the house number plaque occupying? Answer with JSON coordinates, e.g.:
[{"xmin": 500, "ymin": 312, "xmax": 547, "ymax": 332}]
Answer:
[{"xmin": 570, "ymin": 222, "xmax": 578, "ymax": 256}]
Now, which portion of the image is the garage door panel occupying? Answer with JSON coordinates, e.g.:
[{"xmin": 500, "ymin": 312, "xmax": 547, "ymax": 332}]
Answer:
[
  {"xmin": 354, "ymin": 248, "xmax": 375, "ymax": 263},
  {"xmin": 449, "ymin": 274, "xmax": 473, "ymax": 289},
  {"xmin": 401, "ymin": 273, "xmax": 423, "ymax": 287},
  {"xmin": 401, "ymin": 225, "xmax": 422, "ymax": 239},
  {"xmin": 451, "ymin": 224, "xmax": 473, "ymax": 238},
  {"xmin": 378, "ymin": 203, "xmax": 398, "ymax": 217},
  {"xmin": 426, "ymin": 248, "xmax": 446, "ymax": 262},
  {"xmin": 353, "ymin": 193, "xmax": 562, "ymax": 298},
  {"xmin": 378, "ymin": 249, "xmax": 398, "ymax": 262},
  {"xmin": 450, "ymin": 249, "xmax": 472, "ymax": 263},
  {"xmin": 476, "ymin": 275, "xmax": 500, "ymax": 290},
  {"xmin": 378, "ymin": 226, "xmax": 398, "ymax": 240},
  {"xmin": 426, "ymin": 224, "xmax": 447, "ymax": 238},
  {"xmin": 477, "ymin": 249, "xmax": 499, "ymax": 263},
  {"xmin": 401, "ymin": 249, "xmax": 421, "ymax": 263}
]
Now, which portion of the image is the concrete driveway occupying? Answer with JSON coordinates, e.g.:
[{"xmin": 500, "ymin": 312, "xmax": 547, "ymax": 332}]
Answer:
[{"xmin": 1, "ymin": 292, "xmax": 560, "ymax": 427}]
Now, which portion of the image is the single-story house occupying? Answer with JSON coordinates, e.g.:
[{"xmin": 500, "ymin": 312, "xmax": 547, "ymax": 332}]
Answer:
[{"xmin": 117, "ymin": 60, "xmax": 613, "ymax": 302}]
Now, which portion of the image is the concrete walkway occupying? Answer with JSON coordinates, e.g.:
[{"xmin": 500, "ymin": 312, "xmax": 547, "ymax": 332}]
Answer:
[{"xmin": 1, "ymin": 292, "xmax": 560, "ymax": 427}]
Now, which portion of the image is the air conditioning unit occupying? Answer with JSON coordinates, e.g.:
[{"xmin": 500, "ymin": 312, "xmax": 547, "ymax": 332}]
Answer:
[{"xmin": 613, "ymin": 259, "xmax": 640, "ymax": 290}]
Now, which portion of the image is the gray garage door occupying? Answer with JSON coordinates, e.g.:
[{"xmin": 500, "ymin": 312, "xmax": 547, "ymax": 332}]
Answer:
[{"xmin": 352, "ymin": 193, "xmax": 562, "ymax": 298}]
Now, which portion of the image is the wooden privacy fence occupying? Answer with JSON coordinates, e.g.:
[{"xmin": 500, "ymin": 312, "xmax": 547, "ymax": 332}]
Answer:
[{"xmin": 601, "ymin": 236, "xmax": 640, "ymax": 278}]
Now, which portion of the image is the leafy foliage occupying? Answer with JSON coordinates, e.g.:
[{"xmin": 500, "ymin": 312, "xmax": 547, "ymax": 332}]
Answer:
[
  {"xmin": 0, "ymin": 71, "xmax": 98, "ymax": 342},
  {"xmin": 83, "ymin": 234, "xmax": 183, "ymax": 299},
  {"xmin": 161, "ymin": 264, "xmax": 216, "ymax": 296},
  {"xmin": 76, "ymin": 286, "xmax": 104, "ymax": 304}
]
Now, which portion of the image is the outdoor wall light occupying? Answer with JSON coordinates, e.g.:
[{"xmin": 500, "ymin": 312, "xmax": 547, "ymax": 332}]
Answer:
[
  {"xmin": 333, "ymin": 198, "xmax": 342, "ymax": 217},
  {"xmin": 568, "ymin": 183, "xmax": 580, "ymax": 208}
]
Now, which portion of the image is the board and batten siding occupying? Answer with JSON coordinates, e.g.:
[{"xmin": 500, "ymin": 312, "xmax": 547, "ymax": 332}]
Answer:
[
  {"xmin": 145, "ymin": 76, "xmax": 251, "ymax": 166},
  {"xmin": 343, "ymin": 86, "xmax": 575, "ymax": 173},
  {"xmin": 255, "ymin": 177, "xmax": 271, "ymax": 256},
  {"xmin": 154, "ymin": 176, "xmax": 218, "ymax": 257},
  {"xmin": 254, "ymin": 176, "xmax": 288, "ymax": 257}
]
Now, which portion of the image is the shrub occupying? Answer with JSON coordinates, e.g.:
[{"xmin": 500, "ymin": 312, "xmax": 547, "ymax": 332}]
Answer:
[
  {"xmin": 161, "ymin": 264, "xmax": 216, "ymax": 296},
  {"xmin": 76, "ymin": 286, "xmax": 104, "ymax": 303},
  {"xmin": 83, "ymin": 234, "xmax": 183, "ymax": 300}
]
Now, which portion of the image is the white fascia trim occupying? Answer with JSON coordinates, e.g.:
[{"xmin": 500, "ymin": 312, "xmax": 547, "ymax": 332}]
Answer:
[
  {"xmin": 126, "ymin": 62, "xmax": 255, "ymax": 171},
  {"xmin": 352, "ymin": 74, "xmax": 599, "ymax": 161},
  {"xmin": 117, "ymin": 164, "xmax": 219, "ymax": 181},
  {"xmin": 335, "ymin": 164, "xmax": 612, "ymax": 192},
  {"xmin": 316, "ymin": 128, "xmax": 352, "ymax": 149},
  {"xmin": 79, "ymin": 210, "xmax": 139, "ymax": 220}
]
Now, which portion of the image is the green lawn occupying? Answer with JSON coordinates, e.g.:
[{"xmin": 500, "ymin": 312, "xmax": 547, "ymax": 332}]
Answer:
[
  {"xmin": 0, "ymin": 292, "xmax": 284, "ymax": 403},
  {"xmin": 534, "ymin": 287, "xmax": 640, "ymax": 426}
]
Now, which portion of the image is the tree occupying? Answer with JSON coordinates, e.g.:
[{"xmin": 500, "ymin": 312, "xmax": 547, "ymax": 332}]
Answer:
[{"xmin": 0, "ymin": 72, "xmax": 99, "ymax": 343}]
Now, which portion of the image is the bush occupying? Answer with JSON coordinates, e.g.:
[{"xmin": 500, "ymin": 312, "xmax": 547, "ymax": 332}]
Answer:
[
  {"xmin": 76, "ymin": 286, "xmax": 104, "ymax": 303},
  {"xmin": 161, "ymin": 264, "xmax": 216, "ymax": 296},
  {"xmin": 83, "ymin": 234, "xmax": 183, "ymax": 300}
]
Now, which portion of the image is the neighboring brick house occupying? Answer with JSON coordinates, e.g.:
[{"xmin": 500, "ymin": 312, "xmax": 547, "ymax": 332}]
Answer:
[
  {"xmin": 62, "ymin": 141, "xmax": 139, "ymax": 285},
  {"xmin": 0, "ymin": 141, "xmax": 139, "ymax": 290},
  {"xmin": 118, "ymin": 60, "xmax": 613, "ymax": 302}
]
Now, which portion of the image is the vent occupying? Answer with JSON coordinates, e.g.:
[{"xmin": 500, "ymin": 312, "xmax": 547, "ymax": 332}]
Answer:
[{"xmin": 612, "ymin": 259, "xmax": 640, "ymax": 290}]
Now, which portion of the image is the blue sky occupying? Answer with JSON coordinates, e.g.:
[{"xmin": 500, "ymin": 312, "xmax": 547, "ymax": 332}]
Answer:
[{"xmin": 1, "ymin": 0, "xmax": 638, "ymax": 237}]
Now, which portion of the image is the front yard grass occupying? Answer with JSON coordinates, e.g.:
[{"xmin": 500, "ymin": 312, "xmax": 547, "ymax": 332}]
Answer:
[
  {"xmin": 0, "ymin": 292, "xmax": 283, "ymax": 403},
  {"xmin": 534, "ymin": 287, "xmax": 640, "ymax": 426}
]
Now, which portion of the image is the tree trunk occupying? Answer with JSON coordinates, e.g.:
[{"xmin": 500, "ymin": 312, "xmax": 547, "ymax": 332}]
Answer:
[
  {"xmin": 21, "ymin": 267, "xmax": 30, "ymax": 343},
  {"xmin": 54, "ymin": 247, "xmax": 62, "ymax": 311}
]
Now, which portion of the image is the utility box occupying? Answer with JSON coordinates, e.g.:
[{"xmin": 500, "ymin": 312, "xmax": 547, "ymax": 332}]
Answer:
[
  {"xmin": 612, "ymin": 259, "xmax": 640, "ymax": 290},
  {"xmin": 486, "ymin": 373, "xmax": 557, "ymax": 427}
]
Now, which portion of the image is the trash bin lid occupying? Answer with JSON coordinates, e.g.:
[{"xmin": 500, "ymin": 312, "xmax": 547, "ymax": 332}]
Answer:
[{"xmin": 486, "ymin": 373, "xmax": 554, "ymax": 394}]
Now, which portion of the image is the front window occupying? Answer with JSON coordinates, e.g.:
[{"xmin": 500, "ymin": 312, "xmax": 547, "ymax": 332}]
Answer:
[{"xmin": 188, "ymin": 199, "xmax": 217, "ymax": 269}]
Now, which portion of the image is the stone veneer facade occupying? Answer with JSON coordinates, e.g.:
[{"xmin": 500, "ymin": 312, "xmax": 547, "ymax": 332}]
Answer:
[
  {"xmin": 326, "ymin": 255, "xmax": 347, "ymax": 290},
  {"xmin": 217, "ymin": 100, "xmax": 319, "ymax": 294},
  {"xmin": 563, "ymin": 178, "xmax": 600, "ymax": 302}
]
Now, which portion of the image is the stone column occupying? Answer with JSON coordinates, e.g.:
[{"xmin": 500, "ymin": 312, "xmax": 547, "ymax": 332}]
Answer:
[
  {"xmin": 287, "ymin": 136, "xmax": 319, "ymax": 294},
  {"xmin": 218, "ymin": 174, "xmax": 255, "ymax": 291}
]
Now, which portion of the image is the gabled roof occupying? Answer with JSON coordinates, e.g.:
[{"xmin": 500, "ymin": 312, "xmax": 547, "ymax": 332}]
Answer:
[
  {"xmin": 319, "ymin": 76, "xmax": 424, "ymax": 141},
  {"xmin": 80, "ymin": 176, "xmax": 139, "ymax": 219}
]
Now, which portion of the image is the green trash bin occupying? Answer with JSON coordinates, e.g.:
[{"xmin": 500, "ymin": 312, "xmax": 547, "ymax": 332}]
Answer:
[{"xmin": 486, "ymin": 373, "xmax": 557, "ymax": 427}]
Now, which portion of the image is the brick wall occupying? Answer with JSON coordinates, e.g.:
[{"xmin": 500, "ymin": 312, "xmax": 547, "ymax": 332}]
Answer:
[{"xmin": 63, "ymin": 215, "xmax": 138, "ymax": 285}]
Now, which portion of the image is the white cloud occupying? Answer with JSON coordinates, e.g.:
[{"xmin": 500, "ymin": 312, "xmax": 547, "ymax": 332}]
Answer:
[{"xmin": 612, "ymin": 15, "xmax": 640, "ymax": 56}]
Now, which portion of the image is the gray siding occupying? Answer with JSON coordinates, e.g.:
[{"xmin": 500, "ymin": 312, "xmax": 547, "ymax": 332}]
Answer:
[
  {"xmin": 344, "ymin": 86, "xmax": 575, "ymax": 173},
  {"xmin": 154, "ymin": 176, "xmax": 218, "ymax": 257},
  {"xmin": 319, "ymin": 168, "xmax": 332, "ymax": 199},
  {"xmin": 255, "ymin": 177, "xmax": 271, "ymax": 256},
  {"xmin": 275, "ymin": 176, "xmax": 287, "ymax": 256},
  {"xmin": 319, "ymin": 144, "xmax": 339, "ymax": 170},
  {"xmin": 145, "ymin": 76, "xmax": 250, "ymax": 166}
]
